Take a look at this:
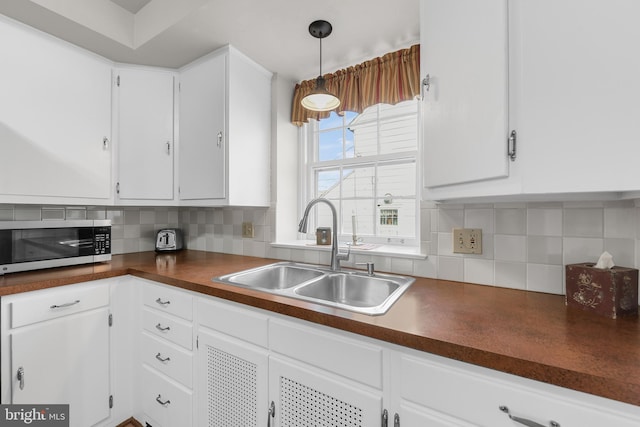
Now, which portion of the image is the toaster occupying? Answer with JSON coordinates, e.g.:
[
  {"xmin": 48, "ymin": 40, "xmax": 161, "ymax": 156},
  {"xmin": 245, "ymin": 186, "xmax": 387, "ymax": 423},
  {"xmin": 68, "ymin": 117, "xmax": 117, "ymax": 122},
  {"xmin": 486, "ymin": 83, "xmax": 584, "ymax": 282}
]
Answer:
[{"xmin": 155, "ymin": 229, "xmax": 184, "ymax": 252}]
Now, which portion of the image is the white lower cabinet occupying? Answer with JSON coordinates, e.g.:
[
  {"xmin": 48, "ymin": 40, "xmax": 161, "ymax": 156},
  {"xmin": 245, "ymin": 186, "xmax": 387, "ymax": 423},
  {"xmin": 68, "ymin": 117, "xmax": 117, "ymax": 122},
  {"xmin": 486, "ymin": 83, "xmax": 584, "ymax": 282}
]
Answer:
[
  {"xmin": 196, "ymin": 296, "xmax": 269, "ymax": 426},
  {"xmin": 269, "ymin": 355, "xmax": 382, "ymax": 427},
  {"xmin": 5, "ymin": 276, "xmax": 640, "ymax": 427},
  {"xmin": 136, "ymin": 278, "xmax": 194, "ymax": 427},
  {"xmin": 0, "ymin": 279, "xmax": 114, "ymax": 427},
  {"xmin": 393, "ymin": 349, "xmax": 640, "ymax": 427}
]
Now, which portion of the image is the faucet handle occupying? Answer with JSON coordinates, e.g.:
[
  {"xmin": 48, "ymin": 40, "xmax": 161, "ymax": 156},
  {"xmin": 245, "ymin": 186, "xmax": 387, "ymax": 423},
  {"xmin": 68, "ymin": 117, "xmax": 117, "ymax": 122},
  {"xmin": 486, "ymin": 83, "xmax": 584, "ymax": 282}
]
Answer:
[
  {"xmin": 336, "ymin": 243, "xmax": 351, "ymax": 261},
  {"xmin": 356, "ymin": 262, "xmax": 375, "ymax": 276}
]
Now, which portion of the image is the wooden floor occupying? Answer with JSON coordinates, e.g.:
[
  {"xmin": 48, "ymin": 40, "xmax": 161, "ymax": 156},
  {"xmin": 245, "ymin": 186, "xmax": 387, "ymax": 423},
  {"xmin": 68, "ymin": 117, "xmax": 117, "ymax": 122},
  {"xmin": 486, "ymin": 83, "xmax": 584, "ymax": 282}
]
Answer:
[{"xmin": 117, "ymin": 418, "xmax": 142, "ymax": 427}]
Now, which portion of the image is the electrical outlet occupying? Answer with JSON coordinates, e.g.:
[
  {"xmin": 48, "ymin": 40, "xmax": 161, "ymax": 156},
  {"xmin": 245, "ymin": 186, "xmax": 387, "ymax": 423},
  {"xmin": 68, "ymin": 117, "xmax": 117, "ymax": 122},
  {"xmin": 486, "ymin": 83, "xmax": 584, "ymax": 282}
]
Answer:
[
  {"xmin": 453, "ymin": 228, "xmax": 482, "ymax": 254},
  {"xmin": 242, "ymin": 222, "xmax": 254, "ymax": 238}
]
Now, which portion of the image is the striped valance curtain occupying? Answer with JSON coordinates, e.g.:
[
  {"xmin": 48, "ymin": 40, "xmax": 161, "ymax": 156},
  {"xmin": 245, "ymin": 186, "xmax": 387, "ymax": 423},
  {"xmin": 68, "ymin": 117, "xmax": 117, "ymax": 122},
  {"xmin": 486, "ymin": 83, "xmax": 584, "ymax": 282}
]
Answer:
[{"xmin": 291, "ymin": 44, "xmax": 420, "ymax": 126}]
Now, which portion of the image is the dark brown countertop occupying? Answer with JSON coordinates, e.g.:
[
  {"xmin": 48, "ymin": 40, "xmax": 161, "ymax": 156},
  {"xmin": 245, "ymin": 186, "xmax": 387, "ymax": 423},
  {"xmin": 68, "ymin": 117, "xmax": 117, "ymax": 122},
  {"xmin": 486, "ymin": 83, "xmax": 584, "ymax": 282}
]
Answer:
[{"xmin": 1, "ymin": 250, "xmax": 639, "ymax": 407}]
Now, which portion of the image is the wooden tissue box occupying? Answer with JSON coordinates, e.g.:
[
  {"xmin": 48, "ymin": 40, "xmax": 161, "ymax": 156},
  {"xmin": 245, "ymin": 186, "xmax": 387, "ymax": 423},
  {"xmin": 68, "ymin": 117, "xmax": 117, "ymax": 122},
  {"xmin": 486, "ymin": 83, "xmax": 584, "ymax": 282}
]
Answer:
[{"xmin": 565, "ymin": 263, "xmax": 638, "ymax": 319}]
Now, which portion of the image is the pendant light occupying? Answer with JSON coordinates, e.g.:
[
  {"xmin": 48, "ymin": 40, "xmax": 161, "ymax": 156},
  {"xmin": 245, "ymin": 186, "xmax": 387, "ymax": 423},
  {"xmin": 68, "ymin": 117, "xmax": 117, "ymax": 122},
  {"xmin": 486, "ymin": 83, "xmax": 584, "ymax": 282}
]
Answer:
[{"xmin": 301, "ymin": 20, "xmax": 341, "ymax": 112}]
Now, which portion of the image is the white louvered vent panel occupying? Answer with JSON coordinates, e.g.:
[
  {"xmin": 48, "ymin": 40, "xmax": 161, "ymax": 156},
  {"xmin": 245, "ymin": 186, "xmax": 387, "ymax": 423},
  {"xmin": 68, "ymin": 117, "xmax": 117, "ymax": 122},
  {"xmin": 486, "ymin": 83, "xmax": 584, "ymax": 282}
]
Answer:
[
  {"xmin": 280, "ymin": 376, "xmax": 364, "ymax": 427},
  {"xmin": 206, "ymin": 345, "xmax": 257, "ymax": 427}
]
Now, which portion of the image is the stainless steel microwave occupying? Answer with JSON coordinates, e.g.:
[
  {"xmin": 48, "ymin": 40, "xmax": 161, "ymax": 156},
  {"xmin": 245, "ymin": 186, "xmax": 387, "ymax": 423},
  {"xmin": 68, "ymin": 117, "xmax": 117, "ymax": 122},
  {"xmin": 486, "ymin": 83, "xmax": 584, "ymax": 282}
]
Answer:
[{"xmin": 0, "ymin": 220, "xmax": 111, "ymax": 275}]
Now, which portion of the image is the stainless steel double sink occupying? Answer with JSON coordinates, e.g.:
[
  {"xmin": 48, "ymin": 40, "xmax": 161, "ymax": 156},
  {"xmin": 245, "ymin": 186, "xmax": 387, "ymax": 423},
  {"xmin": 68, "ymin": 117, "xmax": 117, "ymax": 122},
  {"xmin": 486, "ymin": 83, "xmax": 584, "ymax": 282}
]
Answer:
[{"xmin": 213, "ymin": 262, "xmax": 414, "ymax": 315}]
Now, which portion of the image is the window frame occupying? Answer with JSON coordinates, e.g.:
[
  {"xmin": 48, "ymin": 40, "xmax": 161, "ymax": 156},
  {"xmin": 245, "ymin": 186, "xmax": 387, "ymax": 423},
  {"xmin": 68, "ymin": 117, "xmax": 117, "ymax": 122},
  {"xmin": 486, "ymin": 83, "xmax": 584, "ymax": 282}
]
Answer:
[{"xmin": 300, "ymin": 101, "xmax": 422, "ymax": 248}]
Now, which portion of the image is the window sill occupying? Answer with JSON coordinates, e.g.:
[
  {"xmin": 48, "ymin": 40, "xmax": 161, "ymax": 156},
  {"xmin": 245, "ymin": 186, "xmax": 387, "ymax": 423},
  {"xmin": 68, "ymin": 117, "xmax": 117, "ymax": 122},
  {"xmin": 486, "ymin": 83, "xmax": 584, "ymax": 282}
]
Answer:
[{"xmin": 271, "ymin": 240, "xmax": 427, "ymax": 260}]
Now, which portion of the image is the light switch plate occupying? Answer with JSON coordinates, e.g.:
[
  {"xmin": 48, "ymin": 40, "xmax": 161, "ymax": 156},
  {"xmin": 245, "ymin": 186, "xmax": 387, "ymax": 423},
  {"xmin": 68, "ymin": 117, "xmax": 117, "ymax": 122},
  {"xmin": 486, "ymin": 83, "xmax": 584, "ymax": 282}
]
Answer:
[
  {"xmin": 453, "ymin": 228, "xmax": 482, "ymax": 254},
  {"xmin": 242, "ymin": 222, "xmax": 254, "ymax": 238}
]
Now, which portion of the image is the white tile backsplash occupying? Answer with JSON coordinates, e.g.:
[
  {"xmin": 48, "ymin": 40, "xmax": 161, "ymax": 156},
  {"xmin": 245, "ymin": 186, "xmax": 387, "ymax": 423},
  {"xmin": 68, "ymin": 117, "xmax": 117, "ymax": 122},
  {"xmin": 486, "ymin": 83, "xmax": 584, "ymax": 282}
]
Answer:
[
  {"xmin": 527, "ymin": 236, "xmax": 563, "ymax": 265},
  {"xmin": 495, "ymin": 261, "xmax": 527, "ymax": 290},
  {"xmin": 495, "ymin": 208, "xmax": 527, "ymax": 235},
  {"xmin": 604, "ymin": 207, "xmax": 636, "ymax": 238},
  {"xmin": 494, "ymin": 235, "xmax": 527, "ymax": 262},
  {"xmin": 563, "ymin": 208, "xmax": 604, "ymax": 237},
  {"xmin": 527, "ymin": 208, "xmax": 563, "ymax": 236},
  {"xmin": 464, "ymin": 258, "xmax": 494, "ymax": 286},
  {"xmin": 4, "ymin": 200, "xmax": 640, "ymax": 298}
]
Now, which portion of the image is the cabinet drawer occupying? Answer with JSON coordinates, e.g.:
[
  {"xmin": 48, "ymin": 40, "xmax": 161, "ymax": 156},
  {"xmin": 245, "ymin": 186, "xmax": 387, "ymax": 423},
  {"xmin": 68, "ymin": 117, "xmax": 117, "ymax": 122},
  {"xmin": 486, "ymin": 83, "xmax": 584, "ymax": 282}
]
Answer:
[
  {"xmin": 197, "ymin": 297, "xmax": 269, "ymax": 348},
  {"xmin": 142, "ymin": 365, "xmax": 192, "ymax": 427},
  {"xmin": 141, "ymin": 332, "xmax": 193, "ymax": 388},
  {"xmin": 141, "ymin": 281, "xmax": 193, "ymax": 321},
  {"xmin": 270, "ymin": 318, "xmax": 382, "ymax": 389},
  {"xmin": 8, "ymin": 281, "xmax": 109, "ymax": 328},
  {"xmin": 400, "ymin": 353, "xmax": 640, "ymax": 427},
  {"xmin": 142, "ymin": 307, "xmax": 192, "ymax": 350}
]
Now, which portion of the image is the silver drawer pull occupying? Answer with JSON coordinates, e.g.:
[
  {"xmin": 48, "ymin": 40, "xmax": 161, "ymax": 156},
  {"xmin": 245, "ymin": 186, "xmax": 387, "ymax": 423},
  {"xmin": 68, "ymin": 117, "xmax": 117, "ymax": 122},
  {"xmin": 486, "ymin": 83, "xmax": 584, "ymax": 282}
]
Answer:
[
  {"xmin": 50, "ymin": 300, "xmax": 80, "ymax": 309},
  {"xmin": 155, "ymin": 323, "xmax": 170, "ymax": 332},
  {"xmin": 155, "ymin": 353, "xmax": 171, "ymax": 363},
  {"xmin": 155, "ymin": 298, "xmax": 170, "ymax": 306},
  {"xmin": 156, "ymin": 394, "xmax": 171, "ymax": 406},
  {"xmin": 17, "ymin": 367, "xmax": 24, "ymax": 390},
  {"xmin": 499, "ymin": 406, "xmax": 560, "ymax": 427}
]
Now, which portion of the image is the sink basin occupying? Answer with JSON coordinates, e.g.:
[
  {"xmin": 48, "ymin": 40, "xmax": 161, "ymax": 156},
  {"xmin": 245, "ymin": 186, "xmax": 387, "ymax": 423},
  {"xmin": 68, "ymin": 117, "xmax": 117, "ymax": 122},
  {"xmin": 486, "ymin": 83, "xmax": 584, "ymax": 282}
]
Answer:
[
  {"xmin": 213, "ymin": 262, "xmax": 414, "ymax": 315},
  {"xmin": 294, "ymin": 273, "xmax": 401, "ymax": 308},
  {"xmin": 216, "ymin": 263, "xmax": 324, "ymax": 290}
]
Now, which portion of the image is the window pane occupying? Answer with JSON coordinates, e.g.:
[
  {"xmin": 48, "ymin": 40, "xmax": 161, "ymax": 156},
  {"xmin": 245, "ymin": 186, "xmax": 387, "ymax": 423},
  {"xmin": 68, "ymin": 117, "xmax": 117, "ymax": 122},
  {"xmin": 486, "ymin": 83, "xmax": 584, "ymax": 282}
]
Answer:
[
  {"xmin": 379, "ymin": 116, "xmax": 417, "ymax": 154},
  {"xmin": 318, "ymin": 111, "xmax": 343, "ymax": 130},
  {"xmin": 341, "ymin": 166, "xmax": 374, "ymax": 199},
  {"xmin": 316, "ymin": 169, "xmax": 340, "ymax": 195},
  {"xmin": 316, "ymin": 199, "xmax": 340, "ymax": 234},
  {"xmin": 377, "ymin": 162, "xmax": 415, "ymax": 197},
  {"xmin": 344, "ymin": 128, "xmax": 355, "ymax": 159},
  {"xmin": 352, "ymin": 123, "xmax": 377, "ymax": 157},
  {"xmin": 377, "ymin": 198, "xmax": 416, "ymax": 238},
  {"xmin": 318, "ymin": 129, "xmax": 345, "ymax": 161},
  {"xmin": 342, "ymin": 199, "xmax": 375, "ymax": 237}
]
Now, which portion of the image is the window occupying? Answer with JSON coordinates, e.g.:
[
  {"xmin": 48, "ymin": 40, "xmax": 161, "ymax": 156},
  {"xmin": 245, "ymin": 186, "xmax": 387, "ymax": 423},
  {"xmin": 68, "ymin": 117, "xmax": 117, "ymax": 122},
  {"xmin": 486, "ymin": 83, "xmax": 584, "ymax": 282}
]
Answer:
[{"xmin": 302, "ymin": 100, "xmax": 419, "ymax": 246}]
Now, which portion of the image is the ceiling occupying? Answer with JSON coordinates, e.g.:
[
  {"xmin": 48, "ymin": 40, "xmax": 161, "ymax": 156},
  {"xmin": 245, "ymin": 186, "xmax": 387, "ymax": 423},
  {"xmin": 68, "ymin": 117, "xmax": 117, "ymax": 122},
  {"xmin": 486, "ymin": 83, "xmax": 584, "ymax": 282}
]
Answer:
[{"xmin": 0, "ymin": 0, "xmax": 420, "ymax": 82}]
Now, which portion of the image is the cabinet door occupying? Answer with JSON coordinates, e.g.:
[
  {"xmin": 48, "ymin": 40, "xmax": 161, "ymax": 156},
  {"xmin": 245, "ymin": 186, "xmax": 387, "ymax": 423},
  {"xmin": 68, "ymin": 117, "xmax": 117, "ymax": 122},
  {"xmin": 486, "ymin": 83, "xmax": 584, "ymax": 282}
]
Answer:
[
  {"xmin": 197, "ymin": 328, "xmax": 268, "ymax": 427},
  {"xmin": 179, "ymin": 53, "xmax": 226, "ymax": 200},
  {"xmin": 422, "ymin": 0, "xmax": 509, "ymax": 188},
  {"xmin": 117, "ymin": 68, "xmax": 175, "ymax": 201},
  {"xmin": 513, "ymin": 0, "xmax": 640, "ymax": 194},
  {"xmin": 269, "ymin": 355, "xmax": 382, "ymax": 427},
  {"xmin": 0, "ymin": 17, "xmax": 112, "ymax": 202},
  {"xmin": 10, "ymin": 307, "xmax": 110, "ymax": 427}
]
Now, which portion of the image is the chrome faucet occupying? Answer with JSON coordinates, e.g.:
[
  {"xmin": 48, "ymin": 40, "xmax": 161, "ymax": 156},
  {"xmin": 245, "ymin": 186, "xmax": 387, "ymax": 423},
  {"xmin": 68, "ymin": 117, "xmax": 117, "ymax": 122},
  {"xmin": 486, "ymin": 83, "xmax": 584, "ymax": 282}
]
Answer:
[{"xmin": 298, "ymin": 198, "xmax": 350, "ymax": 271}]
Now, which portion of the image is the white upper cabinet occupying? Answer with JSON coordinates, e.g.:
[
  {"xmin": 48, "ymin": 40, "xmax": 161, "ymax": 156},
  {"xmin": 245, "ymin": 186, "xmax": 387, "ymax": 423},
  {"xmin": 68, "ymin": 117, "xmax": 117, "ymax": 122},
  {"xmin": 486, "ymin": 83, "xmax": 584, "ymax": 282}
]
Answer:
[
  {"xmin": 514, "ymin": 0, "xmax": 640, "ymax": 195},
  {"xmin": 115, "ymin": 67, "xmax": 176, "ymax": 204},
  {"xmin": 179, "ymin": 51, "xmax": 227, "ymax": 201},
  {"xmin": 0, "ymin": 16, "xmax": 113, "ymax": 204},
  {"xmin": 422, "ymin": 0, "xmax": 640, "ymax": 201},
  {"xmin": 421, "ymin": 0, "xmax": 510, "ymax": 188},
  {"xmin": 179, "ymin": 46, "xmax": 272, "ymax": 207}
]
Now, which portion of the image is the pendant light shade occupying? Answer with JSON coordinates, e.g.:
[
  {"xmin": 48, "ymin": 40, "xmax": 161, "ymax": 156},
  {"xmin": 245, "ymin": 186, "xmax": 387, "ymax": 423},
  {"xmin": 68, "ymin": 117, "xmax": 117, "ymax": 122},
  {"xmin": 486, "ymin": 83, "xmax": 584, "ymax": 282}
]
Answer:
[{"xmin": 301, "ymin": 20, "xmax": 340, "ymax": 112}]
